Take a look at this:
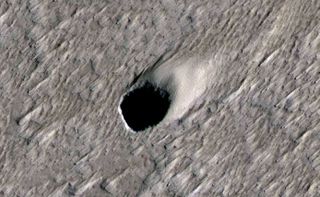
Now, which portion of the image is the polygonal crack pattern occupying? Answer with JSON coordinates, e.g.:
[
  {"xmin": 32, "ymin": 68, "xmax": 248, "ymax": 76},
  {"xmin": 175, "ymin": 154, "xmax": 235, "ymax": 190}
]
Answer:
[{"xmin": 120, "ymin": 82, "xmax": 171, "ymax": 132}]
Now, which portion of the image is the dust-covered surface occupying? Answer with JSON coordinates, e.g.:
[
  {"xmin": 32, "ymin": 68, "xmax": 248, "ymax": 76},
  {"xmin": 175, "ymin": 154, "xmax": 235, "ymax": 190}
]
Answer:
[{"xmin": 0, "ymin": 0, "xmax": 320, "ymax": 196}]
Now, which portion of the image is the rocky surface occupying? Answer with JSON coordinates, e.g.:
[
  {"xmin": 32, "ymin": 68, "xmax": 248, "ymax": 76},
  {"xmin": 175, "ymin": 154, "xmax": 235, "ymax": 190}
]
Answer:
[{"xmin": 0, "ymin": 0, "xmax": 319, "ymax": 196}]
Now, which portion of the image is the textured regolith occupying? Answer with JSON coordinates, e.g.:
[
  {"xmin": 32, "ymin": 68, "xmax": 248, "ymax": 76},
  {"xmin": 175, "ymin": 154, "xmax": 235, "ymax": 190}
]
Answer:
[{"xmin": 0, "ymin": 0, "xmax": 319, "ymax": 196}]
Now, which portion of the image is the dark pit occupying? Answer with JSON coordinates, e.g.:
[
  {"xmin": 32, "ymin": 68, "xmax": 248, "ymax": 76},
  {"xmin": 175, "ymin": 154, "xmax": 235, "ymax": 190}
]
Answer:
[{"xmin": 120, "ymin": 82, "xmax": 171, "ymax": 132}]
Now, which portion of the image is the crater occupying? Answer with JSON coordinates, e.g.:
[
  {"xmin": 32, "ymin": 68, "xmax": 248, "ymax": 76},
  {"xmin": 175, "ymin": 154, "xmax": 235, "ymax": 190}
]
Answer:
[
  {"xmin": 119, "ymin": 57, "xmax": 213, "ymax": 132},
  {"xmin": 119, "ymin": 82, "xmax": 171, "ymax": 132}
]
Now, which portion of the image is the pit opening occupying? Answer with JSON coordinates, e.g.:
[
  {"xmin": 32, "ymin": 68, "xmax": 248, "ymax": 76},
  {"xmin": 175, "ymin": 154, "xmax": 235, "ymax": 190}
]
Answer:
[{"xmin": 119, "ymin": 82, "xmax": 171, "ymax": 132}]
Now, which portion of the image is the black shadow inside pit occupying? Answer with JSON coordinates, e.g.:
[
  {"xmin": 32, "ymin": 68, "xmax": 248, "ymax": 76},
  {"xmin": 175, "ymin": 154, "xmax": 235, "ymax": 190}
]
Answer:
[{"xmin": 120, "ymin": 82, "xmax": 171, "ymax": 132}]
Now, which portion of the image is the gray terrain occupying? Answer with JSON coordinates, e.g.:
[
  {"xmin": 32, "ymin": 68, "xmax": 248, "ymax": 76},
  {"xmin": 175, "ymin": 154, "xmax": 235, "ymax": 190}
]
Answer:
[{"xmin": 0, "ymin": 0, "xmax": 319, "ymax": 196}]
